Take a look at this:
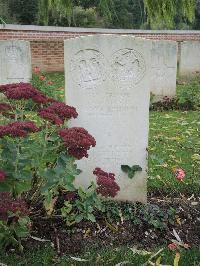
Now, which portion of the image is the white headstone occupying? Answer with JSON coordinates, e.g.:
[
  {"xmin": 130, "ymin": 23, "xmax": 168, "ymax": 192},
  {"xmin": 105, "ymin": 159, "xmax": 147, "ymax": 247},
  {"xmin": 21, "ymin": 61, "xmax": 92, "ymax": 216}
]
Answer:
[
  {"xmin": 179, "ymin": 41, "xmax": 200, "ymax": 76},
  {"xmin": 65, "ymin": 35, "xmax": 151, "ymax": 203},
  {"xmin": 0, "ymin": 40, "xmax": 32, "ymax": 85},
  {"xmin": 150, "ymin": 40, "xmax": 177, "ymax": 100}
]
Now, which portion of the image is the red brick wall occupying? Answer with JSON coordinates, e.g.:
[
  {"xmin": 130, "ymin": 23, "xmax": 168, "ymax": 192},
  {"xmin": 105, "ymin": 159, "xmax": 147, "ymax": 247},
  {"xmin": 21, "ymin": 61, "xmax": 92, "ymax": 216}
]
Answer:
[
  {"xmin": 31, "ymin": 41, "xmax": 64, "ymax": 72},
  {"xmin": 1, "ymin": 25, "xmax": 200, "ymax": 72}
]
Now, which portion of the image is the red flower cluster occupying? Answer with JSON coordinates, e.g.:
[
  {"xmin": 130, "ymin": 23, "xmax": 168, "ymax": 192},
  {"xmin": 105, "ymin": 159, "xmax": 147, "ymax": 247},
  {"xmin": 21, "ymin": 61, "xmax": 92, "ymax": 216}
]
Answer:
[
  {"xmin": 39, "ymin": 110, "xmax": 63, "ymax": 125},
  {"xmin": 58, "ymin": 127, "xmax": 96, "ymax": 159},
  {"xmin": 0, "ymin": 121, "xmax": 39, "ymax": 138},
  {"xmin": 0, "ymin": 170, "xmax": 6, "ymax": 182},
  {"xmin": 0, "ymin": 83, "xmax": 48, "ymax": 104},
  {"xmin": 32, "ymin": 91, "xmax": 49, "ymax": 104},
  {"xmin": 0, "ymin": 103, "xmax": 12, "ymax": 112},
  {"xmin": 93, "ymin": 168, "xmax": 120, "ymax": 198},
  {"xmin": 39, "ymin": 102, "xmax": 78, "ymax": 125},
  {"xmin": 0, "ymin": 192, "xmax": 29, "ymax": 220}
]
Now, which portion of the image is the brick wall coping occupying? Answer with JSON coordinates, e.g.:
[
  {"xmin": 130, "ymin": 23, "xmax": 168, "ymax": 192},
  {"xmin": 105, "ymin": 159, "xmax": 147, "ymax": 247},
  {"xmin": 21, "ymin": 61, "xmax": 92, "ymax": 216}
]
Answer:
[{"xmin": 1, "ymin": 24, "xmax": 200, "ymax": 34}]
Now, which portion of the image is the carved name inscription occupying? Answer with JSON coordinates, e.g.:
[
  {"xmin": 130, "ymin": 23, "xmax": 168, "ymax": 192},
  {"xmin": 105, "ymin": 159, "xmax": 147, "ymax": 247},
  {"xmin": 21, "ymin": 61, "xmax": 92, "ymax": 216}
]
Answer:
[{"xmin": 90, "ymin": 145, "xmax": 134, "ymax": 165}]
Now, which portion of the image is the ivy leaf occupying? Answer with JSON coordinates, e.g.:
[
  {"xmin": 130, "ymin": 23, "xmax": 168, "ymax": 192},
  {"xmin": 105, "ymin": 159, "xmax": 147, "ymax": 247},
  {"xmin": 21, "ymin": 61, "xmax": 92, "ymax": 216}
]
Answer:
[
  {"xmin": 121, "ymin": 165, "xmax": 142, "ymax": 179},
  {"xmin": 131, "ymin": 165, "xmax": 142, "ymax": 172},
  {"xmin": 121, "ymin": 165, "xmax": 131, "ymax": 173}
]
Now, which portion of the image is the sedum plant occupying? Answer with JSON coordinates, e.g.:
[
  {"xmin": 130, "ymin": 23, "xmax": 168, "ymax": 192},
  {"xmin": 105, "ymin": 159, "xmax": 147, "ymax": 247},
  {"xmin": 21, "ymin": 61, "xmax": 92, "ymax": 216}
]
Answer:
[{"xmin": 0, "ymin": 80, "xmax": 120, "ymax": 250}]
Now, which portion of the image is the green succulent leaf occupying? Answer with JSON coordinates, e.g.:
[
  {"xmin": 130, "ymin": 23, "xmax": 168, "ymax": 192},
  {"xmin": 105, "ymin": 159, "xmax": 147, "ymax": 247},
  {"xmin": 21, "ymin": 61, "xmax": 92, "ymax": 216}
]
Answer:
[
  {"xmin": 75, "ymin": 214, "xmax": 84, "ymax": 223},
  {"xmin": 87, "ymin": 213, "xmax": 96, "ymax": 223}
]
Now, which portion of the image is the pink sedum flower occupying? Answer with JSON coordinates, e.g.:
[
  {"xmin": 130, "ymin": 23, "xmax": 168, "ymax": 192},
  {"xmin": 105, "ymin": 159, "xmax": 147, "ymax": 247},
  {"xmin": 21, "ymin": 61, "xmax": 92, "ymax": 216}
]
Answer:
[
  {"xmin": 93, "ymin": 167, "xmax": 120, "ymax": 198},
  {"xmin": 0, "ymin": 83, "xmax": 48, "ymax": 104},
  {"xmin": 0, "ymin": 121, "xmax": 40, "ymax": 138},
  {"xmin": 174, "ymin": 168, "xmax": 186, "ymax": 181},
  {"xmin": 0, "ymin": 192, "xmax": 29, "ymax": 220},
  {"xmin": 58, "ymin": 127, "xmax": 96, "ymax": 159},
  {"xmin": 0, "ymin": 103, "xmax": 12, "ymax": 112},
  {"xmin": 39, "ymin": 110, "xmax": 63, "ymax": 125}
]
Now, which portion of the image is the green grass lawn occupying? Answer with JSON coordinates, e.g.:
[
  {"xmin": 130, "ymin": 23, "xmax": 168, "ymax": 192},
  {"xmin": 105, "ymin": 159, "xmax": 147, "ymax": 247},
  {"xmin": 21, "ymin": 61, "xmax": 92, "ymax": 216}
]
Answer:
[
  {"xmin": 149, "ymin": 110, "xmax": 200, "ymax": 194},
  {"xmin": 1, "ymin": 245, "xmax": 200, "ymax": 266}
]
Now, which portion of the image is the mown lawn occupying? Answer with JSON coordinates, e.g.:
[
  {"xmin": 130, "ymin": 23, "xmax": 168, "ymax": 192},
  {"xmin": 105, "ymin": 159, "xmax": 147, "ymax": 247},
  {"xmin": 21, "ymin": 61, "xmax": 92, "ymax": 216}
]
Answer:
[
  {"xmin": 149, "ymin": 110, "xmax": 200, "ymax": 194},
  {"xmin": 1, "ymin": 245, "xmax": 200, "ymax": 265}
]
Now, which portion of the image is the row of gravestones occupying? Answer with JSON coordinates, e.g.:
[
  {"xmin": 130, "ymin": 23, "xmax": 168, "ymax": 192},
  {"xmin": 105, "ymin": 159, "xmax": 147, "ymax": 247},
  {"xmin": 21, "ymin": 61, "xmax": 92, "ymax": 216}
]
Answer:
[
  {"xmin": 0, "ymin": 38, "xmax": 200, "ymax": 95},
  {"xmin": 0, "ymin": 36, "xmax": 200, "ymax": 203}
]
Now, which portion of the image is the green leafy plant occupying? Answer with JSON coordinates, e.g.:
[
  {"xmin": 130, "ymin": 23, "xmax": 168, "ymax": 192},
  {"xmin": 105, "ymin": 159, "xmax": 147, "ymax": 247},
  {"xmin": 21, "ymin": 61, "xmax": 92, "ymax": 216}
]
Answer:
[
  {"xmin": 0, "ymin": 213, "xmax": 30, "ymax": 252},
  {"xmin": 61, "ymin": 182, "xmax": 104, "ymax": 225},
  {"xmin": 0, "ymin": 80, "xmax": 97, "ymax": 249},
  {"xmin": 0, "ymin": 77, "xmax": 121, "ymax": 251},
  {"xmin": 141, "ymin": 205, "xmax": 176, "ymax": 230},
  {"xmin": 121, "ymin": 165, "xmax": 142, "ymax": 179}
]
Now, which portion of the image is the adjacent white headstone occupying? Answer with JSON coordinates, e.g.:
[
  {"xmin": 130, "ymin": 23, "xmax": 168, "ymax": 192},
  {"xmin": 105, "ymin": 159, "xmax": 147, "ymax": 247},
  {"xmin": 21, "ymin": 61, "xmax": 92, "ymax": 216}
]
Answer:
[
  {"xmin": 179, "ymin": 41, "xmax": 200, "ymax": 76},
  {"xmin": 65, "ymin": 35, "xmax": 151, "ymax": 203},
  {"xmin": 0, "ymin": 40, "xmax": 32, "ymax": 85},
  {"xmin": 150, "ymin": 40, "xmax": 178, "ymax": 100}
]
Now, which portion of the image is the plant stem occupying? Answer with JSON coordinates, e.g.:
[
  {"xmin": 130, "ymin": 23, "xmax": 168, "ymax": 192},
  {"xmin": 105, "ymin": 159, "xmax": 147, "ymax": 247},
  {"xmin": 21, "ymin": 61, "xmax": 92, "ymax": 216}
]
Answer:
[{"xmin": 15, "ymin": 140, "xmax": 21, "ymax": 175}]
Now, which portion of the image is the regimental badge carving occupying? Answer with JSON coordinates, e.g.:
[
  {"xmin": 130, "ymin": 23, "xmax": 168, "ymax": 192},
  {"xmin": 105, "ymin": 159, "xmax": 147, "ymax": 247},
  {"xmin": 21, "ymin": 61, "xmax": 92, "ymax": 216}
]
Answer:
[
  {"xmin": 111, "ymin": 49, "xmax": 146, "ymax": 85},
  {"xmin": 70, "ymin": 49, "xmax": 107, "ymax": 89}
]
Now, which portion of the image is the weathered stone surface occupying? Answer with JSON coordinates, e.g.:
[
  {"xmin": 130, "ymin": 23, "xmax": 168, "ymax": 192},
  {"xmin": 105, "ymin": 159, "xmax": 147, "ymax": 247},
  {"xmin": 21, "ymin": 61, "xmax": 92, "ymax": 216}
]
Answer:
[
  {"xmin": 0, "ymin": 40, "xmax": 31, "ymax": 85},
  {"xmin": 65, "ymin": 35, "xmax": 151, "ymax": 202},
  {"xmin": 179, "ymin": 41, "xmax": 200, "ymax": 76},
  {"xmin": 150, "ymin": 40, "xmax": 178, "ymax": 100}
]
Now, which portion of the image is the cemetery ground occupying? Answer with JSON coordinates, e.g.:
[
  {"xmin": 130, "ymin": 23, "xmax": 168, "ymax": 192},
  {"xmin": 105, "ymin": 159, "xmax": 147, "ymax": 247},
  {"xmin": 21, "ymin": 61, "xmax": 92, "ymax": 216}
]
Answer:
[{"xmin": 0, "ymin": 73, "xmax": 200, "ymax": 265}]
